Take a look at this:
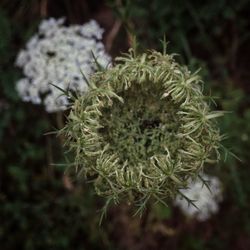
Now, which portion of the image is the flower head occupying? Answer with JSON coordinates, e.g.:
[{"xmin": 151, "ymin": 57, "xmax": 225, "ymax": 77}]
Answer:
[
  {"xmin": 175, "ymin": 174, "xmax": 223, "ymax": 221},
  {"xmin": 63, "ymin": 48, "xmax": 223, "ymax": 211},
  {"xmin": 16, "ymin": 18, "xmax": 111, "ymax": 112}
]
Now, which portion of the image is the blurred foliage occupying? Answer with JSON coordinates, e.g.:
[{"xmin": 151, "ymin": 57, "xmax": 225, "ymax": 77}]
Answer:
[
  {"xmin": 1, "ymin": 0, "xmax": 250, "ymax": 249},
  {"xmin": 0, "ymin": 6, "xmax": 112, "ymax": 250}
]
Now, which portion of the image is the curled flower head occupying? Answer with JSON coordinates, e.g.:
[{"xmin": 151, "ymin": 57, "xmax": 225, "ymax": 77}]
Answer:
[
  {"xmin": 63, "ymin": 48, "xmax": 223, "ymax": 210},
  {"xmin": 174, "ymin": 174, "xmax": 223, "ymax": 221},
  {"xmin": 16, "ymin": 18, "xmax": 111, "ymax": 112}
]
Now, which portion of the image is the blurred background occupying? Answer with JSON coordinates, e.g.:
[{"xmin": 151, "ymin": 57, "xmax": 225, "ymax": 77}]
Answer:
[{"xmin": 0, "ymin": 0, "xmax": 250, "ymax": 249}]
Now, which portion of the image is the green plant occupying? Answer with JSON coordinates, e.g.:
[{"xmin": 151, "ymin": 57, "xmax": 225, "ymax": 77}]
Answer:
[{"xmin": 62, "ymin": 46, "xmax": 223, "ymax": 213}]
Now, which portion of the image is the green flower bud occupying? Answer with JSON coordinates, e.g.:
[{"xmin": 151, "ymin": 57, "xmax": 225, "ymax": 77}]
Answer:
[{"xmin": 62, "ymin": 48, "xmax": 223, "ymax": 212}]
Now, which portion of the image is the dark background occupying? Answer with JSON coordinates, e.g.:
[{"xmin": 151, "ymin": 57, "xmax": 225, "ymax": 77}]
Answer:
[{"xmin": 0, "ymin": 0, "xmax": 250, "ymax": 249}]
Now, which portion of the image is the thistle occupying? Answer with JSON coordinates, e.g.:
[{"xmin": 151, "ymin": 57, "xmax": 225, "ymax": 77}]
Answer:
[{"xmin": 62, "ymin": 47, "xmax": 223, "ymax": 213}]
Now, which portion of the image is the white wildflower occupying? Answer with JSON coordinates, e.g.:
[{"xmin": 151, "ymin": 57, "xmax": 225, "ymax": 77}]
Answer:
[
  {"xmin": 15, "ymin": 18, "xmax": 111, "ymax": 112},
  {"xmin": 175, "ymin": 174, "xmax": 223, "ymax": 221}
]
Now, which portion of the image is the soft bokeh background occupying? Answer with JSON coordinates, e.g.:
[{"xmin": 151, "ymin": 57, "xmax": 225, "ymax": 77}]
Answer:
[{"xmin": 1, "ymin": 0, "xmax": 250, "ymax": 249}]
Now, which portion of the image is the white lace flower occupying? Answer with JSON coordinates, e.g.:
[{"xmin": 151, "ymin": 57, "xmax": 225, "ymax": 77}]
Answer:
[
  {"xmin": 15, "ymin": 18, "xmax": 111, "ymax": 112},
  {"xmin": 175, "ymin": 174, "xmax": 223, "ymax": 221}
]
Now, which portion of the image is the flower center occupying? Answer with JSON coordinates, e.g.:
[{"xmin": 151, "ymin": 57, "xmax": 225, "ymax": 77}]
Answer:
[{"xmin": 99, "ymin": 83, "xmax": 181, "ymax": 165}]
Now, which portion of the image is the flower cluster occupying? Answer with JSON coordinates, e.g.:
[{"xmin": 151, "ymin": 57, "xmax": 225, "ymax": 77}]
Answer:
[
  {"xmin": 175, "ymin": 174, "xmax": 223, "ymax": 221},
  {"xmin": 16, "ymin": 18, "xmax": 111, "ymax": 112},
  {"xmin": 62, "ymin": 48, "xmax": 223, "ymax": 212}
]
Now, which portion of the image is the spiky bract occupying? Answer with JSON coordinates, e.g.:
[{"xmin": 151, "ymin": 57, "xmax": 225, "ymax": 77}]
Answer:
[{"xmin": 62, "ymin": 48, "xmax": 222, "ymax": 210}]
